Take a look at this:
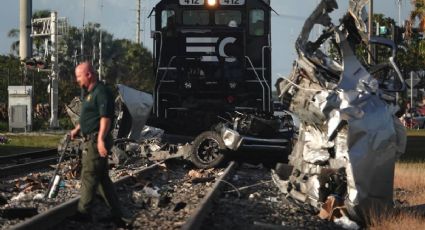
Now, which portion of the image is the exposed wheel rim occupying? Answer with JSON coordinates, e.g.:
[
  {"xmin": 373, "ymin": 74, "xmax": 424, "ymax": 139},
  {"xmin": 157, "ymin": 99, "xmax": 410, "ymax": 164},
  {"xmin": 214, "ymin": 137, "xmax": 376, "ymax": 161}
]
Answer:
[{"xmin": 195, "ymin": 137, "xmax": 221, "ymax": 164}]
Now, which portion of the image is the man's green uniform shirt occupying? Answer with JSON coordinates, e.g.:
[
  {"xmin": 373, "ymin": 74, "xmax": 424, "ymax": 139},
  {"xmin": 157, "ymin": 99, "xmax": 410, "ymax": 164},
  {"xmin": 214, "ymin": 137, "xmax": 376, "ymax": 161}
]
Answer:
[{"xmin": 79, "ymin": 82, "xmax": 114, "ymax": 135}]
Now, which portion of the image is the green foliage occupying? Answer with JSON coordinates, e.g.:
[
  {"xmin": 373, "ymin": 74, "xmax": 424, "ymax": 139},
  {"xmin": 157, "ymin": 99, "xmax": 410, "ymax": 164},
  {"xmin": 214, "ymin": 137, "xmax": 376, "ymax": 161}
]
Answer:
[
  {"xmin": 105, "ymin": 39, "xmax": 154, "ymax": 92},
  {"xmin": 397, "ymin": 39, "xmax": 425, "ymax": 73},
  {"xmin": 0, "ymin": 121, "xmax": 8, "ymax": 132},
  {"xmin": 2, "ymin": 10, "xmax": 155, "ymax": 128},
  {"xmin": 59, "ymin": 116, "xmax": 73, "ymax": 130},
  {"xmin": 0, "ymin": 55, "xmax": 50, "ymax": 107},
  {"xmin": 373, "ymin": 14, "xmax": 395, "ymax": 38},
  {"xmin": 59, "ymin": 22, "xmax": 155, "ymax": 100},
  {"xmin": 32, "ymin": 117, "xmax": 49, "ymax": 130},
  {"xmin": 1, "ymin": 134, "xmax": 63, "ymax": 148}
]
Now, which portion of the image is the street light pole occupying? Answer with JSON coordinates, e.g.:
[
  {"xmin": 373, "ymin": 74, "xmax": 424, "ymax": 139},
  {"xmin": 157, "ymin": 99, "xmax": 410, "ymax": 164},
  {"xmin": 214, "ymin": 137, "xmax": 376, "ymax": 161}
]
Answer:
[{"xmin": 368, "ymin": 0, "xmax": 374, "ymax": 64}]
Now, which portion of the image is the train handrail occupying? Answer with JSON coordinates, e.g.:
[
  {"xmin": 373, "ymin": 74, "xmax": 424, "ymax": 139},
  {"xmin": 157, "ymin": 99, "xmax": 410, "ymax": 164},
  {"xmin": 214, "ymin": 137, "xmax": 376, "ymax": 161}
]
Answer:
[
  {"xmin": 155, "ymin": 56, "xmax": 177, "ymax": 117},
  {"xmin": 153, "ymin": 31, "xmax": 163, "ymax": 82},
  {"xmin": 262, "ymin": 45, "xmax": 272, "ymax": 112},
  {"xmin": 245, "ymin": 56, "xmax": 266, "ymax": 111},
  {"xmin": 152, "ymin": 31, "xmax": 163, "ymax": 117}
]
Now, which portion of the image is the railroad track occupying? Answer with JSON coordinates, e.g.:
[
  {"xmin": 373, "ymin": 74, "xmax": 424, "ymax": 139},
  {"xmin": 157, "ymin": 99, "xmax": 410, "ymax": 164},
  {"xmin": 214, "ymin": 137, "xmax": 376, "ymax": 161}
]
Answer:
[
  {"xmin": 0, "ymin": 149, "xmax": 58, "ymax": 178},
  {"xmin": 182, "ymin": 161, "xmax": 236, "ymax": 230},
  {"xmin": 0, "ymin": 149, "xmax": 57, "ymax": 163},
  {"xmin": 4, "ymin": 161, "xmax": 233, "ymax": 230},
  {"xmin": 3, "ymin": 160, "xmax": 344, "ymax": 230},
  {"xmin": 186, "ymin": 163, "xmax": 344, "ymax": 230}
]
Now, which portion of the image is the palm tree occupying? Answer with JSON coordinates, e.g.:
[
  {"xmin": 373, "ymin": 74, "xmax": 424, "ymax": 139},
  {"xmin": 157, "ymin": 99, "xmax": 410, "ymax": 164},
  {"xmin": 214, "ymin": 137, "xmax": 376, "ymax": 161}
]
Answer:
[
  {"xmin": 411, "ymin": 0, "xmax": 425, "ymax": 31},
  {"xmin": 7, "ymin": 29, "xmax": 20, "ymax": 55},
  {"xmin": 7, "ymin": 10, "xmax": 51, "ymax": 57}
]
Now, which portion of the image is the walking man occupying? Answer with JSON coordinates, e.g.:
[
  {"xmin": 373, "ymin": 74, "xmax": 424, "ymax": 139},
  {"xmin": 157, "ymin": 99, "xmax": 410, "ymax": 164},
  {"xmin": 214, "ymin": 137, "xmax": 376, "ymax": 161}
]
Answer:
[{"xmin": 70, "ymin": 61, "xmax": 130, "ymax": 227}]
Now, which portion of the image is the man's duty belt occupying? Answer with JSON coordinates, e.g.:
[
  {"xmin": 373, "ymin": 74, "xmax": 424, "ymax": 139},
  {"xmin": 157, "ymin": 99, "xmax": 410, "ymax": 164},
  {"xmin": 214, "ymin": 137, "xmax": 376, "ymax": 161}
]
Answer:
[{"xmin": 82, "ymin": 132, "xmax": 99, "ymax": 141}]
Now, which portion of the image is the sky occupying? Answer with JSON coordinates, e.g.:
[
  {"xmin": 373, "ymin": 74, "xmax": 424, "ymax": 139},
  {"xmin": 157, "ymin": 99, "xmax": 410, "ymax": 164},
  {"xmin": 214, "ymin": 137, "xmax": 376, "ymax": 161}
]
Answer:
[{"xmin": 0, "ymin": 0, "xmax": 414, "ymax": 84}]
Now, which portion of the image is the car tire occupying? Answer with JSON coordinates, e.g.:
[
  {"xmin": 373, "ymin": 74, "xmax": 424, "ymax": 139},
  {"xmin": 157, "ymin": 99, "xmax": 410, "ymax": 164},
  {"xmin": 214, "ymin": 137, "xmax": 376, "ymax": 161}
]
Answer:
[{"xmin": 190, "ymin": 131, "xmax": 227, "ymax": 169}]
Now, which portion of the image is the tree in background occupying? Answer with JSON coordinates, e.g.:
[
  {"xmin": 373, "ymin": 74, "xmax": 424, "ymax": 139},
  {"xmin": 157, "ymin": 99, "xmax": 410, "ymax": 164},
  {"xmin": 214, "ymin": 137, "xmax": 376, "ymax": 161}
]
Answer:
[
  {"xmin": 105, "ymin": 39, "xmax": 153, "ymax": 92},
  {"xmin": 58, "ymin": 22, "xmax": 154, "ymax": 103},
  {"xmin": 1, "ymin": 11, "xmax": 154, "ymax": 128},
  {"xmin": 7, "ymin": 29, "xmax": 20, "ymax": 56},
  {"xmin": 0, "ymin": 55, "xmax": 21, "ymax": 104},
  {"xmin": 395, "ymin": 0, "xmax": 425, "ymax": 89},
  {"xmin": 411, "ymin": 0, "xmax": 425, "ymax": 31}
]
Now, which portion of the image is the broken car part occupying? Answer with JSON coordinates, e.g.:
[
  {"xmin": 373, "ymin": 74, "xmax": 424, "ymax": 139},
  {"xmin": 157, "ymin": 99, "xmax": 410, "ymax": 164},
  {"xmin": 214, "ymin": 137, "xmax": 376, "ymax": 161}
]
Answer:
[{"xmin": 274, "ymin": 0, "xmax": 406, "ymax": 224}]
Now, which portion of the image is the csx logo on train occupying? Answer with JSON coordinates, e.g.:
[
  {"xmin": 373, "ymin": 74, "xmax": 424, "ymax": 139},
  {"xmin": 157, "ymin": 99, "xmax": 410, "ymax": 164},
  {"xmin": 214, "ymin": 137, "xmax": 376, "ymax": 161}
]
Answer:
[{"xmin": 185, "ymin": 37, "xmax": 238, "ymax": 63}]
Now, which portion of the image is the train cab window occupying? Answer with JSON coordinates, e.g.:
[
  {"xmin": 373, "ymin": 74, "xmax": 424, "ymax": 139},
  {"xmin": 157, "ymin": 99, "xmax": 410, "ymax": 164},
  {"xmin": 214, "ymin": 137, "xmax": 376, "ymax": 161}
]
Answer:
[
  {"xmin": 161, "ymin": 10, "xmax": 176, "ymax": 29},
  {"xmin": 215, "ymin": 11, "xmax": 241, "ymax": 26},
  {"xmin": 249, "ymin": 9, "xmax": 264, "ymax": 36},
  {"xmin": 183, "ymin": 10, "xmax": 209, "ymax": 25},
  {"xmin": 161, "ymin": 10, "xmax": 176, "ymax": 36}
]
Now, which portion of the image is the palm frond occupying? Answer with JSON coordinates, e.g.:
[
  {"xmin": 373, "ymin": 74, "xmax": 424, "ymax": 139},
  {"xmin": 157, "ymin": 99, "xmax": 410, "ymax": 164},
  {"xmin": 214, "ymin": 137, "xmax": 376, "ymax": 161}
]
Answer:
[{"xmin": 7, "ymin": 29, "xmax": 19, "ymax": 38}]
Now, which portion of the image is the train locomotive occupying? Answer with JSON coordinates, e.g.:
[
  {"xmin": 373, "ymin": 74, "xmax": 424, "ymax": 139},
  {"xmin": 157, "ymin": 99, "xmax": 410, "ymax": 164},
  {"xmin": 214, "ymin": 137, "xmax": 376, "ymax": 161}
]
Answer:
[
  {"xmin": 61, "ymin": 0, "xmax": 291, "ymax": 170},
  {"xmin": 150, "ymin": 0, "xmax": 273, "ymax": 134}
]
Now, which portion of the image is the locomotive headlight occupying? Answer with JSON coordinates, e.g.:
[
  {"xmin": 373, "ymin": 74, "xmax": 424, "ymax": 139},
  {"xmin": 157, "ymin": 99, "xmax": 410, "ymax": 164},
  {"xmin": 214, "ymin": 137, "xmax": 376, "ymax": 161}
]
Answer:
[{"xmin": 207, "ymin": 0, "xmax": 217, "ymax": 7}]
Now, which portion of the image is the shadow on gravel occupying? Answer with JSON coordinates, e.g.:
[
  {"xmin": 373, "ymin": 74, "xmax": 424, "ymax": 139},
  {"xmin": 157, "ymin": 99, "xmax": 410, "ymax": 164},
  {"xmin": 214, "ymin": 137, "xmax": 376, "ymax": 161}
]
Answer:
[{"xmin": 401, "ymin": 136, "xmax": 425, "ymax": 162}]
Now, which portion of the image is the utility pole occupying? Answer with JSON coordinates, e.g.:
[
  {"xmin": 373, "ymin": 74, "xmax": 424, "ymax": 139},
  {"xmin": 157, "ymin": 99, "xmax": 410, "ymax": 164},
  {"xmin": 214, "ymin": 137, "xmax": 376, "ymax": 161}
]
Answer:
[
  {"xmin": 368, "ymin": 0, "xmax": 374, "ymax": 64},
  {"xmin": 19, "ymin": 0, "xmax": 32, "ymax": 61},
  {"xmin": 136, "ymin": 0, "xmax": 141, "ymax": 44},
  {"xmin": 50, "ymin": 11, "xmax": 59, "ymax": 128}
]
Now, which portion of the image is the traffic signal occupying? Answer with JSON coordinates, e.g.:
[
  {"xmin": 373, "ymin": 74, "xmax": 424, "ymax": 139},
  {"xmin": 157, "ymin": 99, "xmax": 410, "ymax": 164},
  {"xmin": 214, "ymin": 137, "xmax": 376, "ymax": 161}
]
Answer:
[{"xmin": 24, "ymin": 58, "xmax": 47, "ymax": 69}]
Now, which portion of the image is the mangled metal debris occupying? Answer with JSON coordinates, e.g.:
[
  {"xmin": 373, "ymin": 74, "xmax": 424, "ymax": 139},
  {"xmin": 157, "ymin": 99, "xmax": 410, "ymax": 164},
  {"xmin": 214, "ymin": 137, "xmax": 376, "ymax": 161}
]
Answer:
[
  {"xmin": 113, "ymin": 86, "xmax": 293, "ymax": 168},
  {"xmin": 61, "ymin": 84, "xmax": 294, "ymax": 169},
  {"xmin": 12, "ymin": 173, "xmax": 49, "ymax": 193},
  {"xmin": 274, "ymin": 0, "xmax": 406, "ymax": 225},
  {"xmin": 63, "ymin": 84, "xmax": 190, "ymax": 166},
  {"xmin": 0, "ymin": 173, "xmax": 56, "ymax": 219},
  {"xmin": 115, "ymin": 84, "xmax": 154, "ymax": 141},
  {"xmin": 187, "ymin": 169, "xmax": 216, "ymax": 184},
  {"xmin": 216, "ymin": 111, "xmax": 292, "ymax": 151}
]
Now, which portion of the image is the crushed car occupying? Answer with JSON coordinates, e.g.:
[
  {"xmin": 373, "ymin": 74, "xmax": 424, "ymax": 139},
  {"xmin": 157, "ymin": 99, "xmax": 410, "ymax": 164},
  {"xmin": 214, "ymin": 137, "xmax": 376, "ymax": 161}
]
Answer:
[
  {"xmin": 273, "ymin": 0, "xmax": 406, "ymax": 225},
  {"xmin": 60, "ymin": 84, "xmax": 294, "ymax": 170}
]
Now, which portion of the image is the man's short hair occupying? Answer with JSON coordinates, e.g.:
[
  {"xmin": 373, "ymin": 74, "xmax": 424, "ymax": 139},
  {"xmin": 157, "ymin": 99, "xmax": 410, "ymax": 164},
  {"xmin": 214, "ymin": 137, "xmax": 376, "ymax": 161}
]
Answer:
[{"xmin": 78, "ymin": 61, "xmax": 97, "ymax": 77}]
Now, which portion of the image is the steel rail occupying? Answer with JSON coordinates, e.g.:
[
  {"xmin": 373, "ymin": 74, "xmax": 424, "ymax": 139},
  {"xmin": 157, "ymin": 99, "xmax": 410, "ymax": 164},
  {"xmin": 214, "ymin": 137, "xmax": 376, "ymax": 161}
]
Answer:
[
  {"xmin": 0, "ymin": 156, "xmax": 59, "ymax": 178},
  {"xmin": 0, "ymin": 149, "xmax": 57, "ymax": 163},
  {"xmin": 182, "ymin": 161, "xmax": 237, "ymax": 230},
  {"xmin": 10, "ymin": 162, "xmax": 162, "ymax": 230}
]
